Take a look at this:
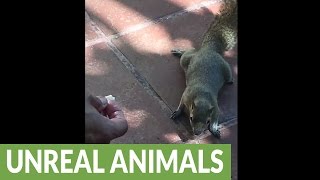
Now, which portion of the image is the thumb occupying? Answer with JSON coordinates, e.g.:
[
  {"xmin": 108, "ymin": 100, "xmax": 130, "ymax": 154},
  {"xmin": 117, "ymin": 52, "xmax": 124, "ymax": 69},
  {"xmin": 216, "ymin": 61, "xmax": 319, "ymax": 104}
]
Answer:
[{"xmin": 88, "ymin": 95, "xmax": 108, "ymax": 113}]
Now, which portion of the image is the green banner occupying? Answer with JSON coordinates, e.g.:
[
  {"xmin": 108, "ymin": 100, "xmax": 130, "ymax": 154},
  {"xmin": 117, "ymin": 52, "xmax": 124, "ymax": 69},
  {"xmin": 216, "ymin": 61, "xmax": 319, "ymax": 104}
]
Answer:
[{"xmin": 0, "ymin": 144, "xmax": 231, "ymax": 179}]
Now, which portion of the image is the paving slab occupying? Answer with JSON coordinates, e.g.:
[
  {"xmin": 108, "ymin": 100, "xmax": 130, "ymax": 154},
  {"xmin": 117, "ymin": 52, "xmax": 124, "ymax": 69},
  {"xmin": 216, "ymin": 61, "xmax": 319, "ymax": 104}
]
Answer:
[
  {"xmin": 219, "ymin": 50, "xmax": 238, "ymax": 121},
  {"xmin": 199, "ymin": 124, "xmax": 237, "ymax": 180},
  {"xmin": 85, "ymin": 0, "xmax": 220, "ymax": 35},
  {"xmin": 111, "ymin": 4, "xmax": 237, "ymax": 127},
  {"xmin": 85, "ymin": 12, "xmax": 99, "ymax": 41},
  {"xmin": 85, "ymin": 42, "xmax": 182, "ymax": 143}
]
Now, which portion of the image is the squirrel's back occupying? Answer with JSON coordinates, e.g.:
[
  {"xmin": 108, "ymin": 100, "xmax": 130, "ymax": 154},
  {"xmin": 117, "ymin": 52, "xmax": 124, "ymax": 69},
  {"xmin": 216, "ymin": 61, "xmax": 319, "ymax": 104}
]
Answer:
[
  {"xmin": 201, "ymin": 0, "xmax": 237, "ymax": 54},
  {"xmin": 186, "ymin": 46, "xmax": 227, "ymax": 96}
]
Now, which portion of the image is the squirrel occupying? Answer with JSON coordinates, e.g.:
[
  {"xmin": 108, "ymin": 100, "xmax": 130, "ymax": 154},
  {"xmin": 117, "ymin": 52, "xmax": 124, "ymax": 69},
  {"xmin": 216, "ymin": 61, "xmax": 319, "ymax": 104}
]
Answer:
[{"xmin": 170, "ymin": 0, "xmax": 237, "ymax": 138}]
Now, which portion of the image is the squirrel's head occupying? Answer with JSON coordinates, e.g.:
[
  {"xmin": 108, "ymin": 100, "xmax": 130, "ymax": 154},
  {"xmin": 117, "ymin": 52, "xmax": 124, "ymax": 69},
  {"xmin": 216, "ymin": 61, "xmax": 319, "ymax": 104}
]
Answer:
[{"xmin": 189, "ymin": 98, "xmax": 219, "ymax": 135}]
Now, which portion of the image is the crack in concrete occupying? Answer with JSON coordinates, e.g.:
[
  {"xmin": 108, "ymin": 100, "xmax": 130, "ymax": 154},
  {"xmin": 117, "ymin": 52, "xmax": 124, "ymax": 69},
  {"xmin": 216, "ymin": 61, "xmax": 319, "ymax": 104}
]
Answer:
[
  {"xmin": 108, "ymin": 0, "xmax": 222, "ymax": 39},
  {"xmin": 85, "ymin": 0, "xmax": 222, "ymax": 47},
  {"xmin": 105, "ymin": 39, "xmax": 173, "ymax": 114},
  {"xmin": 86, "ymin": 11, "xmax": 191, "ymax": 141}
]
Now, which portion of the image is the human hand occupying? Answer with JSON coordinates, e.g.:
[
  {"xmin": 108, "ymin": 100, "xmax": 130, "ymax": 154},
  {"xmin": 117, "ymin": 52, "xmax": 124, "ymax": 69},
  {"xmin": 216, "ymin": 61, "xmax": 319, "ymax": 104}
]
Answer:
[{"xmin": 85, "ymin": 91, "xmax": 128, "ymax": 143}]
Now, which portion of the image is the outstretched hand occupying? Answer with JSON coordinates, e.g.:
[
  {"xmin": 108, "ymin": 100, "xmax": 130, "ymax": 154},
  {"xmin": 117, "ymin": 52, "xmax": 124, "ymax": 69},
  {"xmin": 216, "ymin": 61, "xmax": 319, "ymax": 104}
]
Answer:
[{"xmin": 85, "ymin": 91, "xmax": 128, "ymax": 143}]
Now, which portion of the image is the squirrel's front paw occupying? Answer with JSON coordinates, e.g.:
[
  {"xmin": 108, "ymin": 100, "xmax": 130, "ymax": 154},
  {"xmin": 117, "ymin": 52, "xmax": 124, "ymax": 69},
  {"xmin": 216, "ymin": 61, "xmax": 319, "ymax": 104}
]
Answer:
[
  {"xmin": 210, "ymin": 129, "xmax": 221, "ymax": 139},
  {"xmin": 209, "ymin": 122, "xmax": 221, "ymax": 139},
  {"xmin": 170, "ymin": 110, "xmax": 182, "ymax": 120},
  {"xmin": 171, "ymin": 49, "xmax": 185, "ymax": 57}
]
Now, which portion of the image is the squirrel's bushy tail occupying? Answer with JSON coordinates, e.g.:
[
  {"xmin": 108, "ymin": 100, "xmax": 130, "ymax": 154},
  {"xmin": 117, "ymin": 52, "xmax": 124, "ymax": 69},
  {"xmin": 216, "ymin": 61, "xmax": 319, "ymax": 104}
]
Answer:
[{"xmin": 202, "ymin": 0, "xmax": 237, "ymax": 54}]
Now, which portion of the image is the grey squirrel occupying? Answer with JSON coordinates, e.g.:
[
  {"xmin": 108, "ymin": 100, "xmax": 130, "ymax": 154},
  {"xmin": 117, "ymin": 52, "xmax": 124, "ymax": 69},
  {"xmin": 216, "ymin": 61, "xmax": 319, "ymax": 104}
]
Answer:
[{"xmin": 170, "ymin": 0, "xmax": 237, "ymax": 138}]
